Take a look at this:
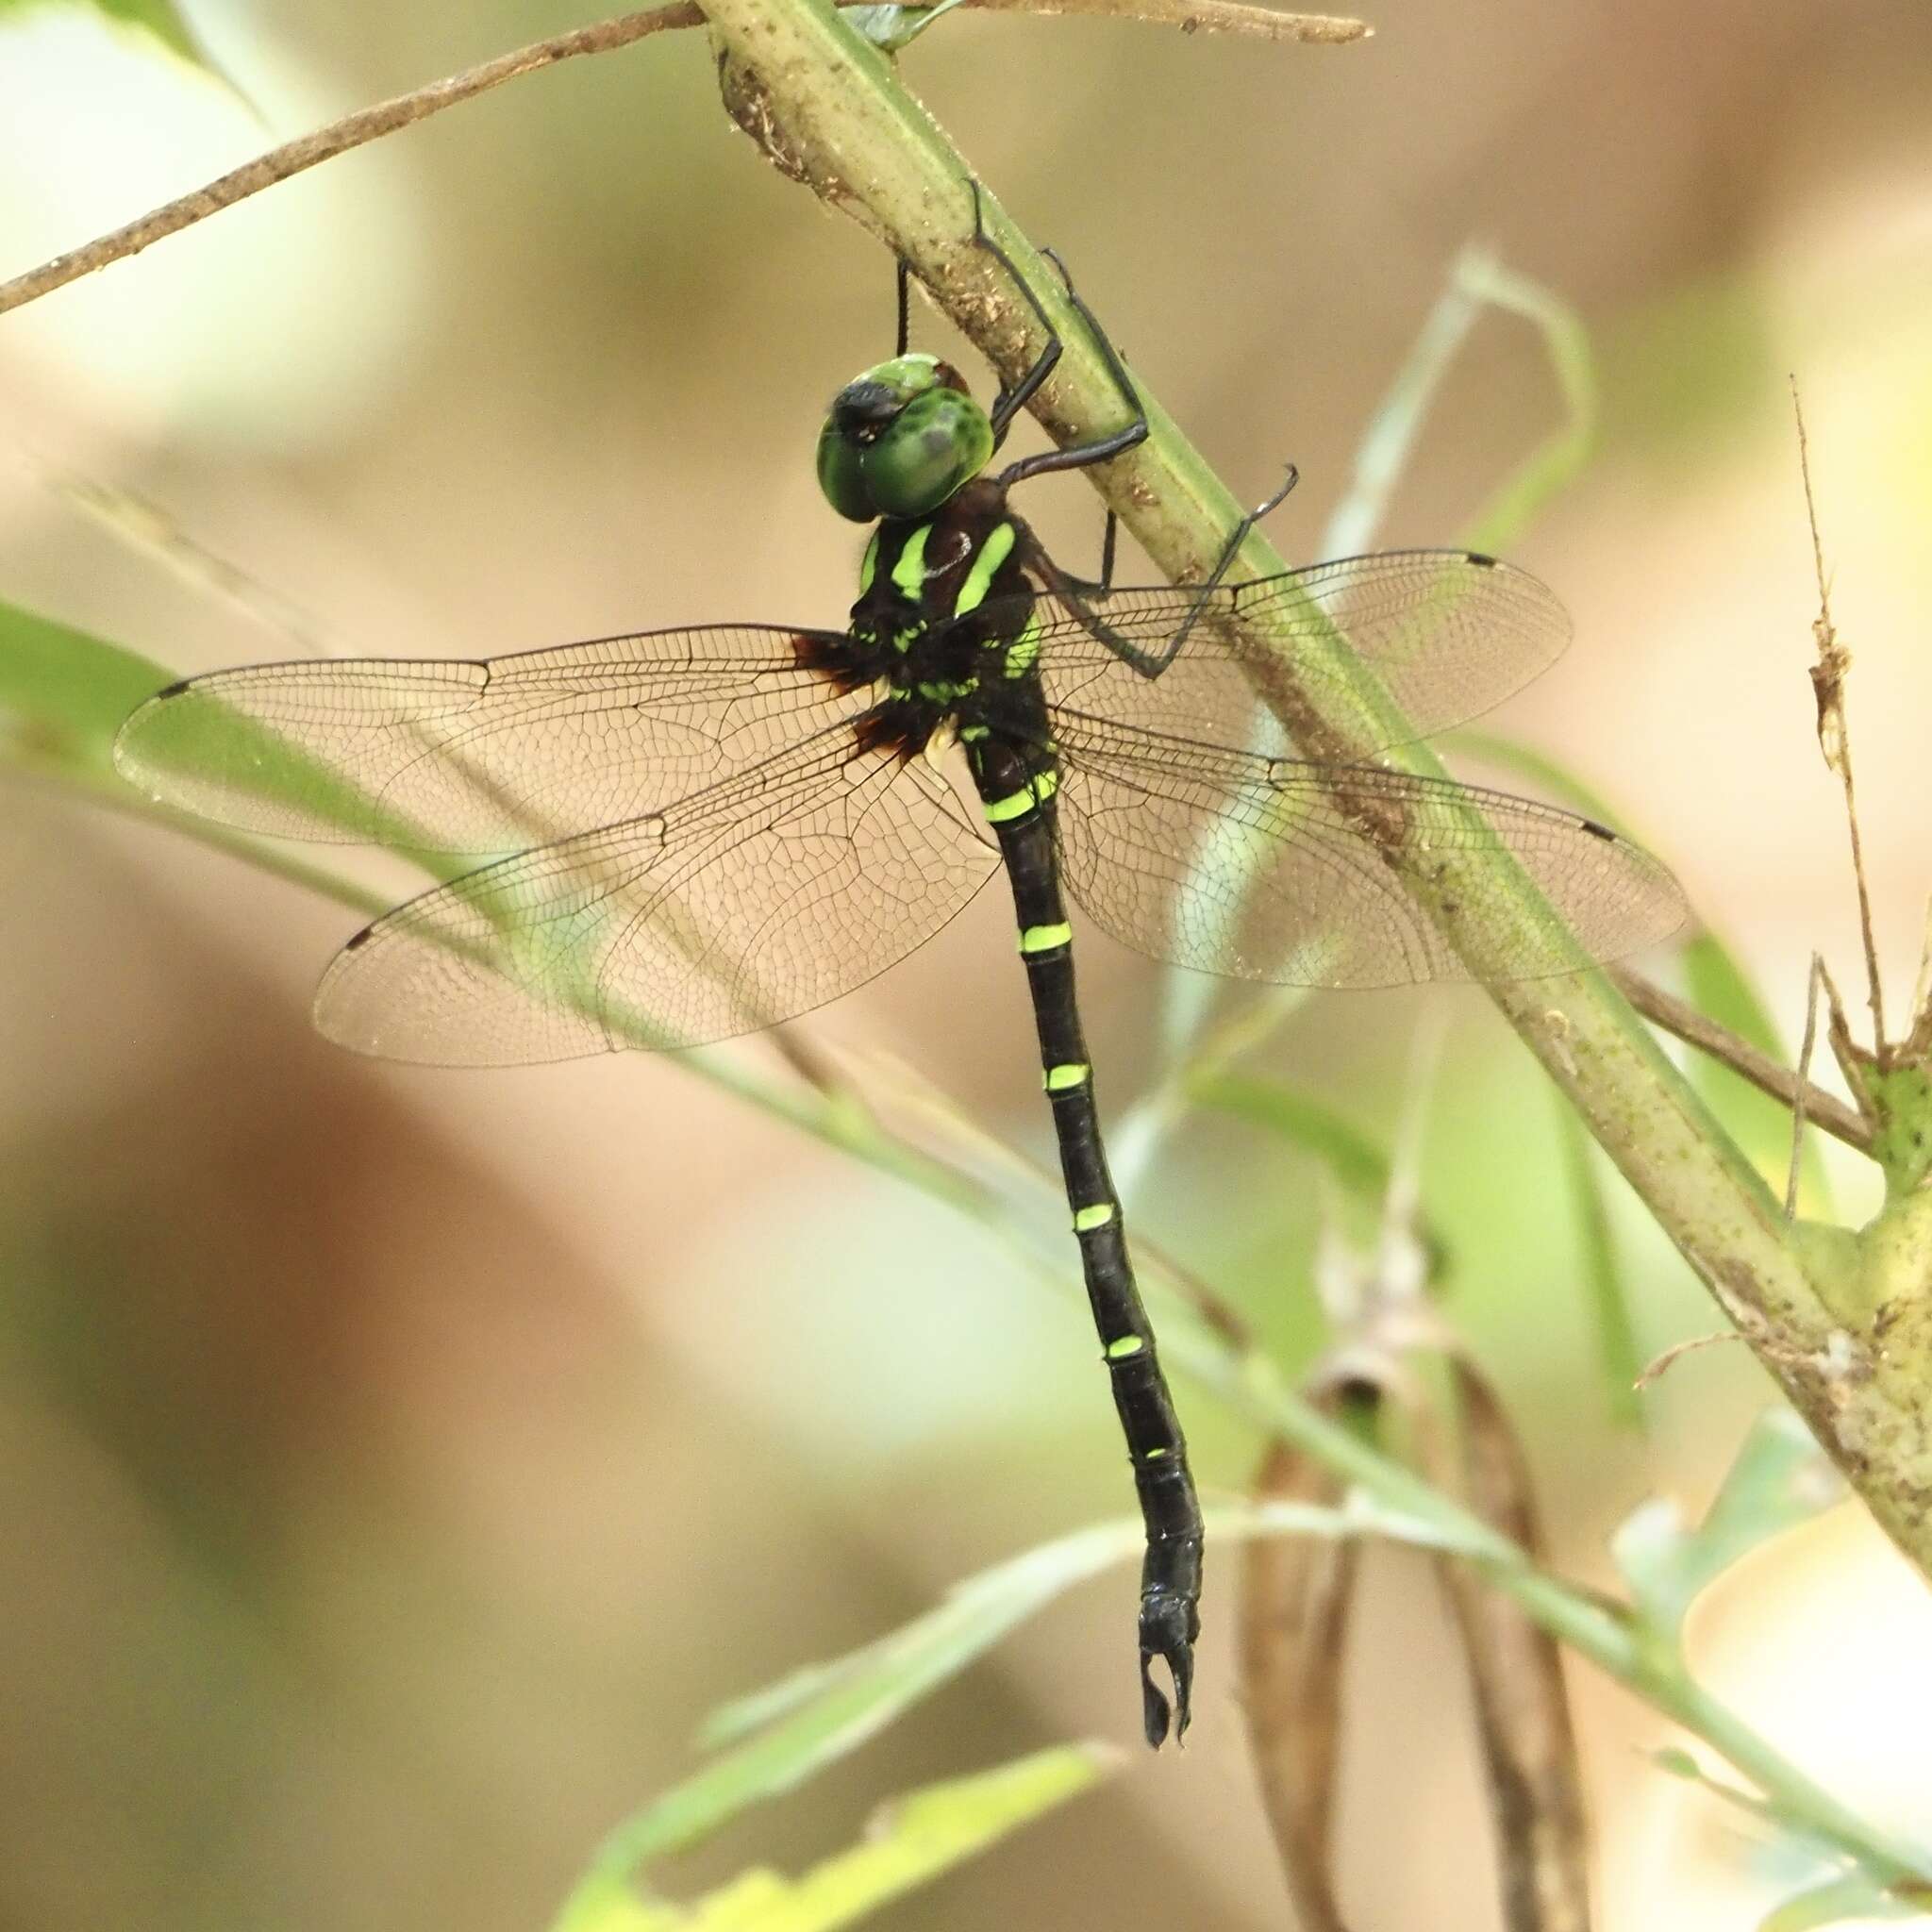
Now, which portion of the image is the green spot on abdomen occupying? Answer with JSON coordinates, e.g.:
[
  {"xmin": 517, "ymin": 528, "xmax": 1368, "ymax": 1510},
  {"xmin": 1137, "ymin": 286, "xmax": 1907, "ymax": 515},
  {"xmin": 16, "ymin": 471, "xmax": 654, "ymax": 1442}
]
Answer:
[
  {"xmin": 1073, "ymin": 1202, "xmax": 1116, "ymax": 1232},
  {"xmin": 983, "ymin": 769, "xmax": 1058, "ymax": 824},
  {"xmin": 1018, "ymin": 922, "xmax": 1073, "ymax": 955}
]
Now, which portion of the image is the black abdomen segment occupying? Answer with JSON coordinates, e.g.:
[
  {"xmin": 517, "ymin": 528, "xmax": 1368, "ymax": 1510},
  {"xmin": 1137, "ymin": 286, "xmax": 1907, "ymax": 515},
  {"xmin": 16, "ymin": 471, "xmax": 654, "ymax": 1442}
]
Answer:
[{"xmin": 969, "ymin": 736, "xmax": 1203, "ymax": 1746}]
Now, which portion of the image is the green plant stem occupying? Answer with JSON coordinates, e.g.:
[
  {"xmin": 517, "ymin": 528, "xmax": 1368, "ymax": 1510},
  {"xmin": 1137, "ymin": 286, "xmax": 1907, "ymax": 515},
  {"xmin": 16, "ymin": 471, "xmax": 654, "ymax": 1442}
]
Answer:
[
  {"xmin": 691, "ymin": 0, "xmax": 1932, "ymax": 1580},
  {"xmin": 1191, "ymin": 1344, "xmax": 1930, "ymax": 1885}
]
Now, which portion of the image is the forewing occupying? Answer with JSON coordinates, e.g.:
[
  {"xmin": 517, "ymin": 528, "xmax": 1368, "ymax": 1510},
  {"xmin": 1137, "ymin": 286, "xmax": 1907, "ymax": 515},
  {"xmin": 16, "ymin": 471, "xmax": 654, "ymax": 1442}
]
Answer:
[
  {"xmin": 112, "ymin": 625, "xmax": 861, "ymax": 851},
  {"xmin": 1021, "ymin": 551, "xmax": 1569, "ymax": 752},
  {"xmin": 312, "ymin": 726, "xmax": 999, "ymax": 1064},
  {"xmin": 1051, "ymin": 714, "xmax": 1685, "ymax": 989}
]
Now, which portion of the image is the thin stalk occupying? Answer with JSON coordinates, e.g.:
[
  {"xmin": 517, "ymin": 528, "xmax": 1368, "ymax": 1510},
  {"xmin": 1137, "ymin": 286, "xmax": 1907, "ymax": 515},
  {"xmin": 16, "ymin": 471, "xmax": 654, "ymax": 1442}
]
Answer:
[
  {"xmin": 0, "ymin": 1, "xmax": 1362, "ymax": 319},
  {"xmin": 1607, "ymin": 963, "xmax": 1872, "ymax": 1156},
  {"xmin": 1170, "ymin": 1329, "xmax": 1929, "ymax": 1885}
]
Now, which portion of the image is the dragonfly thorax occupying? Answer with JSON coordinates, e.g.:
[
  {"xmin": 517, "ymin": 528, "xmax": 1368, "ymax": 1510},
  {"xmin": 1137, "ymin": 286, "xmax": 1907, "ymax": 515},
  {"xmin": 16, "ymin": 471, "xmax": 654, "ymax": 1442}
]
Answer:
[{"xmin": 827, "ymin": 490, "xmax": 1052, "ymax": 766}]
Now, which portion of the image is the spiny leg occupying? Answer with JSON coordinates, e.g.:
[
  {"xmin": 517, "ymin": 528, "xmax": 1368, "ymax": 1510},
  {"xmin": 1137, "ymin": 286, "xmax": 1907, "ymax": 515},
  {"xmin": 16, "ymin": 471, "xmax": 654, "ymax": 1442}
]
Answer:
[
  {"xmin": 895, "ymin": 256, "xmax": 911, "ymax": 358},
  {"xmin": 1138, "ymin": 460, "xmax": 1302, "ymax": 675},
  {"xmin": 965, "ymin": 181, "xmax": 1061, "ymax": 448},
  {"xmin": 974, "ymin": 208, "xmax": 1298, "ymax": 670},
  {"xmin": 1041, "ymin": 463, "xmax": 1301, "ymax": 678}
]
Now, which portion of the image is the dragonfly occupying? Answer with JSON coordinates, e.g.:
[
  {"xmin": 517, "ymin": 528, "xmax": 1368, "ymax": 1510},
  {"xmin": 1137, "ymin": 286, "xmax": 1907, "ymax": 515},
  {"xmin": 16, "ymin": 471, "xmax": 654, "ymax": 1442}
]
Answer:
[{"xmin": 113, "ymin": 186, "xmax": 1685, "ymax": 1748}]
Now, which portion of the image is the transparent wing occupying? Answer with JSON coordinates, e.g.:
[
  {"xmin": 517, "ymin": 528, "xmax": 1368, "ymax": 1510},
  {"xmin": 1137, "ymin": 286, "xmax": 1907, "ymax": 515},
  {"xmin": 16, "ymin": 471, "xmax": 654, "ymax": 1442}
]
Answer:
[
  {"xmin": 1051, "ymin": 711, "xmax": 1685, "ymax": 989},
  {"xmin": 312, "ymin": 725, "xmax": 999, "ymax": 1065},
  {"xmin": 1009, "ymin": 551, "xmax": 1569, "ymax": 753},
  {"xmin": 112, "ymin": 625, "xmax": 861, "ymax": 852}
]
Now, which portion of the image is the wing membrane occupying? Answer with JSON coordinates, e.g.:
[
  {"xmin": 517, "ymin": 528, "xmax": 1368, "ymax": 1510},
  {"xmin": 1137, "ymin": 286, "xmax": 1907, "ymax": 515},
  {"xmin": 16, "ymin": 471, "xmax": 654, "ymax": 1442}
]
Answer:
[
  {"xmin": 112, "ymin": 625, "xmax": 860, "ymax": 852},
  {"xmin": 1051, "ymin": 711, "xmax": 1684, "ymax": 989},
  {"xmin": 1013, "ymin": 551, "xmax": 1568, "ymax": 753},
  {"xmin": 312, "ymin": 725, "xmax": 998, "ymax": 1064}
]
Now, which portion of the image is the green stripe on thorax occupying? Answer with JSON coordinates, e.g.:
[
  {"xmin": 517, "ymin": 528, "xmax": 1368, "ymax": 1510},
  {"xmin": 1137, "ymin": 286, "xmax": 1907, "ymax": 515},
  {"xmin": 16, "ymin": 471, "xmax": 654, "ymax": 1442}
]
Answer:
[
  {"xmin": 952, "ymin": 521, "xmax": 1016, "ymax": 618},
  {"xmin": 889, "ymin": 522, "xmax": 934, "ymax": 600}
]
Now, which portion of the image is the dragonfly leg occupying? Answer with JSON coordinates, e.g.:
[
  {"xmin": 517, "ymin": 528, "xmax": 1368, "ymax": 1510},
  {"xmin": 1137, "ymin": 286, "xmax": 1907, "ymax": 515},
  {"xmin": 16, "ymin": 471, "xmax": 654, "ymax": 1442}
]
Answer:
[
  {"xmin": 895, "ymin": 255, "xmax": 911, "ymax": 358},
  {"xmin": 993, "ymin": 241, "xmax": 1148, "ymax": 489},
  {"xmin": 1134, "ymin": 461, "xmax": 1302, "ymax": 677},
  {"xmin": 1053, "ymin": 510, "xmax": 1122, "ymax": 599},
  {"xmin": 965, "ymin": 182, "xmax": 1150, "ymax": 483},
  {"xmin": 1023, "ymin": 464, "xmax": 1297, "ymax": 680},
  {"xmin": 967, "ymin": 181, "xmax": 1063, "ymax": 448}
]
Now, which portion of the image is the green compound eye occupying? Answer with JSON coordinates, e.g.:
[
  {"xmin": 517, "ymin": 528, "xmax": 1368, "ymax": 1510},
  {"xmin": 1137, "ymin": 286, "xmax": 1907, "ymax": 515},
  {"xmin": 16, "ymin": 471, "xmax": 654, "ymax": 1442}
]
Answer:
[
  {"xmin": 816, "ymin": 425, "xmax": 875, "ymax": 523},
  {"xmin": 817, "ymin": 358, "xmax": 994, "ymax": 522},
  {"xmin": 860, "ymin": 388, "xmax": 993, "ymax": 517}
]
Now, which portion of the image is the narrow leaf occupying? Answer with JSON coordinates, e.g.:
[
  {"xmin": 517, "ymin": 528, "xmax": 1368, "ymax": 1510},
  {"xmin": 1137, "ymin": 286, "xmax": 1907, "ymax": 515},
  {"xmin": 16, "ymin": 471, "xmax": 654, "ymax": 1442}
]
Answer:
[
  {"xmin": 555, "ymin": 1746, "xmax": 1115, "ymax": 1932},
  {"xmin": 0, "ymin": 0, "xmax": 242, "ymax": 90},
  {"xmin": 1759, "ymin": 1874, "xmax": 1932, "ymax": 1931},
  {"xmin": 1240, "ymin": 1413, "xmax": 1370, "ymax": 1932},
  {"xmin": 1553, "ymin": 1100, "xmax": 1643, "ymax": 1428},
  {"xmin": 1455, "ymin": 262, "xmax": 1598, "ymax": 558},
  {"xmin": 1612, "ymin": 1409, "xmax": 1843, "ymax": 1636},
  {"xmin": 0, "ymin": 594, "xmax": 175, "ymax": 775},
  {"xmin": 1186, "ymin": 1070, "xmax": 1392, "ymax": 1208},
  {"xmin": 583, "ymin": 1501, "xmax": 1375, "ymax": 1899},
  {"xmin": 1319, "ymin": 243, "xmax": 1494, "ymax": 558},
  {"xmin": 1428, "ymin": 1360, "xmax": 1592, "ymax": 1932}
]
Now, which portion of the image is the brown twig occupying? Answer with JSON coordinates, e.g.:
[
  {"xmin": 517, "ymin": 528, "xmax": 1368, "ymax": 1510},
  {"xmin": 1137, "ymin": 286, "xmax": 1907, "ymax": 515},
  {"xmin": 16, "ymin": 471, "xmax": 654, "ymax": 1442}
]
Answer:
[
  {"xmin": 1786, "ymin": 954, "xmax": 1825, "ymax": 1219},
  {"xmin": 0, "ymin": 10, "xmax": 699, "ymax": 319},
  {"xmin": 1793, "ymin": 381, "xmax": 1886, "ymax": 1055},
  {"xmin": 1607, "ymin": 965, "xmax": 1872, "ymax": 1156},
  {"xmin": 0, "ymin": 0, "xmax": 1366, "ymax": 321},
  {"xmin": 1632, "ymin": 1329, "xmax": 1742, "ymax": 1391}
]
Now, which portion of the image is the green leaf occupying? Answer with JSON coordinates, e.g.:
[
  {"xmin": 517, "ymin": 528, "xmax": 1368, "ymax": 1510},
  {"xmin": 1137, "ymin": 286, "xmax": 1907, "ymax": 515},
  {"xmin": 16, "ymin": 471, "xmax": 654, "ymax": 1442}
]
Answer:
[
  {"xmin": 1759, "ymin": 1874, "xmax": 1932, "ymax": 1931},
  {"xmin": 1612, "ymin": 1408, "xmax": 1844, "ymax": 1636},
  {"xmin": 556, "ymin": 1746, "xmax": 1116, "ymax": 1932},
  {"xmin": 1184, "ymin": 1070, "xmax": 1393, "ymax": 1207},
  {"xmin": 0, "ymin": 0, "xmax": 224, "ymax": 75},
  {"xmin": 567, "ymin": 1503, "xmax": 1371, "ymax": 1909},
  {"xmin": 0, "ymin": 594, "xmax": 419, "ymax": 849},
  {"xmin": 1319, "ymin": 242, "xmax": 1495, "ymax": 558},
  {"xmin": 1453, "ymin": 259, "xmax": 1598, "ymax": 558},
  {"xmin": 0, "ymin": 594, "xmax": 176, "ymax": 779},
  {"xmin": 1553, "ymin": 1100, "xmax": 1642, "ymax": 1427},
  {"xmin": 1439, "ymin": 729, "xmax": 1626, "ymax": 831},
  {"xmin": 842, "ymin": 0, "xmax": 971, "ymax": 52},
  {"xmin": 1682, "ymin": 931, "xmax": 1832, "ymax": 1215}
]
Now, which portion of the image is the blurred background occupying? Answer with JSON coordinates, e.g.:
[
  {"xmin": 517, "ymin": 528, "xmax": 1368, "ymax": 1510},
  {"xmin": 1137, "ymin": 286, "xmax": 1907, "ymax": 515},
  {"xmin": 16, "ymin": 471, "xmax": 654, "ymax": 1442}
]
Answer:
[{"xmin": 3, "ymin": 1, "xmax": 1932, "ymax": 1926}]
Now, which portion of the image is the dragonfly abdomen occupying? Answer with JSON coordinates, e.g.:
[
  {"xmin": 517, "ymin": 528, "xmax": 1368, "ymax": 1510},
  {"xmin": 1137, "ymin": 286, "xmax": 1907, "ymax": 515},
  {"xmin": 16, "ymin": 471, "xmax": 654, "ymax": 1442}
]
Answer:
[{"xmin": 967, "ymin": 730, "xmax": 1203, "ymax": 1745}]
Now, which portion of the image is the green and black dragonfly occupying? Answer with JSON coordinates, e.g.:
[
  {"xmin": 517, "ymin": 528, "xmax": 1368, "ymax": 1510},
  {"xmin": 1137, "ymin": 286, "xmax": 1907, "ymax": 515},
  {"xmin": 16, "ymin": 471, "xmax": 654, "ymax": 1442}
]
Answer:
[{"xmin": 113, "ymin": 192, "xmax": 1684, "ymax": 1746}]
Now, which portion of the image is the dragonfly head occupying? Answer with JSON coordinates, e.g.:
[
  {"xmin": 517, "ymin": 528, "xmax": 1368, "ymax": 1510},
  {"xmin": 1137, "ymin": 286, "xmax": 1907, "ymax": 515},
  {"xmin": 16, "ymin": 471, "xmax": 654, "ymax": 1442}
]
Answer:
[{"xmin": 817, "ymin": 353, "xmax": 994, "ymax": 523}]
